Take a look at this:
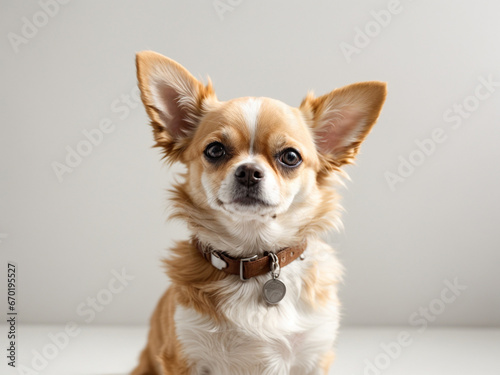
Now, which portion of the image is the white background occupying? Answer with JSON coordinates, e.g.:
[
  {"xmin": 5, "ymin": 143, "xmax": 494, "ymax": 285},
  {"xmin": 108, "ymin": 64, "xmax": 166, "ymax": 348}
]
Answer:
[{"xmin": 1, "ymin": 0, "xmax": 499, "ymax": 328}]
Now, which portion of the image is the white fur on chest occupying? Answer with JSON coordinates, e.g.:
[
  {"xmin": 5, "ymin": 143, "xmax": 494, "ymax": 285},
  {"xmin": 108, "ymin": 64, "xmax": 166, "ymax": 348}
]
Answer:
[{"xmin": 174, "ymin": 244, "xmax": 340, "ymax": 375}]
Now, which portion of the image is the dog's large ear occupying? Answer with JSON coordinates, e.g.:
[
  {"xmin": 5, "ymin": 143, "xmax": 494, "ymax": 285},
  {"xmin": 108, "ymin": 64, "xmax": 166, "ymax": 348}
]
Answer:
[
  {"xmin": 136, "ymin": 51, "xmax": 216, "ymax": 160},
  {"xmin": 300, "ymin": 82, "xmax": 387, "ymax": 168}
]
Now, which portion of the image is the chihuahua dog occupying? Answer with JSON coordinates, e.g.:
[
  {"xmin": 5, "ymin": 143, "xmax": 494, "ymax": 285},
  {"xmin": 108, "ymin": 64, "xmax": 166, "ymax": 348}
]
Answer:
[{"xmin": 131, "ymin": 51, "xmax": 386, "ymax": 375}]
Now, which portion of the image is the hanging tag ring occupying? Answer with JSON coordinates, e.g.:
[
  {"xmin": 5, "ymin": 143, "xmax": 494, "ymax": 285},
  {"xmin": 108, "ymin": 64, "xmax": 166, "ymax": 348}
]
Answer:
[{"xmin": 269, "ymin": 253, "xmax": 280, "ymax": 279}]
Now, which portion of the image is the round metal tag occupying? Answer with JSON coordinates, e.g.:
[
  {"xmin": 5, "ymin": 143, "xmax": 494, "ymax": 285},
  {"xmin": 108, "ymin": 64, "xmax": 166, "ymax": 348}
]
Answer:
[{"xmin": 263, "ymin": 279, "xmax": 286, "ymax": 304}]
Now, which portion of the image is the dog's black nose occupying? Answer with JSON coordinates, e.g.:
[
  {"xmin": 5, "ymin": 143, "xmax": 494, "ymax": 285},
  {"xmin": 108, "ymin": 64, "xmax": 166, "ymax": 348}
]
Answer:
[{"xmin": 235, "ymin": 163, "xmax": 264, "ymax": 187}]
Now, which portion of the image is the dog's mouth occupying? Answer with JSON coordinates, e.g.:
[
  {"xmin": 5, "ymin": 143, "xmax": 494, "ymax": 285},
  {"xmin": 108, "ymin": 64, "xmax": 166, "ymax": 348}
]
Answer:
[
  {"xmin": 232, "ymin": 195, "xmax": 272, "ymax": 207},
  {"xmin": 224, "ymin": 184, "xmax": 277, "ymax": 208},
  {"xmin": 217, "ymin": 193, "xmax": 277, "ymax": 214},
  {"xmin": 214, "ymin": 182, "xmax": 280, "ymax": 216}
]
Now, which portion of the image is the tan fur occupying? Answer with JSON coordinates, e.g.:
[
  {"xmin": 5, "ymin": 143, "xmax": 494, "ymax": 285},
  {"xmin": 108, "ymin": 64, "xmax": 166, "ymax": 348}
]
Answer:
[
  {"xmin": 302, "ymin": 260, "xmax": 338, "ymax": 309},
  {"xmin": 164, "ymin": 240, "xmax": 229, "ymax": 324},
  {"xmin": 320, "ymin": 351, "xmax": 336, "ymax": 375},
  {"xmin": 132, "ymin": 241, "xmax": 230, "ymax": 375},
  {"xmin": 132, "ymin": 51, "xmax": 387, "ymax": 374},
  {"xmin": 131, "ymin": 288, "xmax": 189, "ymax": 375}
]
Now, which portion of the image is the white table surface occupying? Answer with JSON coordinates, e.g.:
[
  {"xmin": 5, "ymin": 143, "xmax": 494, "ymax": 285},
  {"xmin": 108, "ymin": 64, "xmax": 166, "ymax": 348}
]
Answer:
[{"xmin": 2, "ymin": 325, "xmax": 499, "ymax": 375}]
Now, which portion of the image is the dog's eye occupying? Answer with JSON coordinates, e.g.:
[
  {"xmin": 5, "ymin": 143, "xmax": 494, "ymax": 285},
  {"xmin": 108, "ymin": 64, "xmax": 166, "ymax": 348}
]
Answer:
[
  {"xmin": 204, "ymin": 142, "xmax": 226, "ymax": 160},
  {"xmin": 279, "ymin": 148, "xmax": 302, "ymax": 167}
]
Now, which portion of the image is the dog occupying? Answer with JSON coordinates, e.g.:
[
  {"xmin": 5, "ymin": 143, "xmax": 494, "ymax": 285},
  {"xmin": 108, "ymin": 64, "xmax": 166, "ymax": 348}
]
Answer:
[{"xmin": 131, "ymin": 51, "xmax": 386, "ymax": 375}]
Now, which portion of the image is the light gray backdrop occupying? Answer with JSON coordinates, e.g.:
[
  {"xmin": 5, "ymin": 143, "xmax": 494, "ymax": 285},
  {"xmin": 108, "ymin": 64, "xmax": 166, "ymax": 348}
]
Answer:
[{"xmin": 1, "ymin": 0, "xmax": 499, "ymax": 327}]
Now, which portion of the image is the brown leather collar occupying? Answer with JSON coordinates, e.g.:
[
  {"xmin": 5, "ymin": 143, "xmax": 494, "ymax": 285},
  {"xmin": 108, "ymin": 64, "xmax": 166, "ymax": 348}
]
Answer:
[{"xmin": 196, "ymin": 240, "xmax": 307, "ymax": 281}]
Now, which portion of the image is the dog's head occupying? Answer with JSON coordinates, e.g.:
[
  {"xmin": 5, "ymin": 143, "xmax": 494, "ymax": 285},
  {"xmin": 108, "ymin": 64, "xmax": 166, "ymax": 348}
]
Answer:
[{"xmin": 136, "ymin": 51, "xmax": 386, "ymax": 252}]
